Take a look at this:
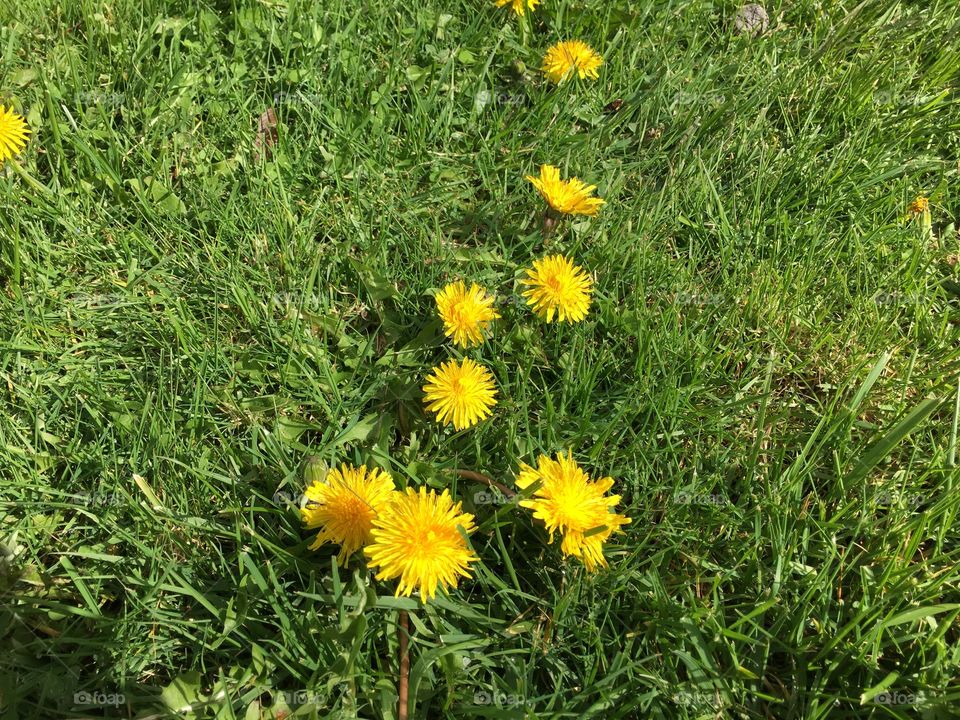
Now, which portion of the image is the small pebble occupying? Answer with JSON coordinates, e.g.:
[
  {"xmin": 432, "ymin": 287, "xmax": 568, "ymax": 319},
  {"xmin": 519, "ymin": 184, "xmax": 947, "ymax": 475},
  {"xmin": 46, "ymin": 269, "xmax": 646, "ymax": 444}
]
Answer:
[{"xmin": 734, "ymin": 4, "xmax": 770, "ymax": 36}]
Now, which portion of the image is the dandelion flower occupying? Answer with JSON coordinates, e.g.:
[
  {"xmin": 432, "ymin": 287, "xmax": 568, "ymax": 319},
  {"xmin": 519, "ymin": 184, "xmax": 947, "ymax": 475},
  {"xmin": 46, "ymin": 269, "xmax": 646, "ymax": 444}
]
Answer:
[
  {"xmin": 904, "ymin": 194, "xmax": 932, "ymax": 234},
  {"xmin": 521, "ymin": 254, "xmax": 592, "ymax": 323},
  {"xmin": 516, "ymin": 451, "xmax": 631, "ymax": 571},
  {"xmin": 0, "ymin": 106, "xmax": 30, "ymax": 166},
  {"xmin": 907, "ymin": 195, "xmax": 929, "ymax": 216},
  {"xmin": 301, "ymin": 464, "xmax": 397, "ymax": 565},
  {"xmin": 365, "ymin": 486, "xmax": 478, "ymax": 602},
  {"xmin": 542, "ymin": 40, "xmax": 603, "ymax": 84},
  {"xmin": 423, "ymin": 358, "xmax": 498, "ymax": 430},
  {"xmin": 526, "ymin": 164, "xmax": 605, "ymax": 217},
  {"xmin": 495, "ymin": 0, "xmax": 539, "ymax": 17},
  {"xmin": 435, "ymin": 280, "xmax": 500, "ymax": 348}
]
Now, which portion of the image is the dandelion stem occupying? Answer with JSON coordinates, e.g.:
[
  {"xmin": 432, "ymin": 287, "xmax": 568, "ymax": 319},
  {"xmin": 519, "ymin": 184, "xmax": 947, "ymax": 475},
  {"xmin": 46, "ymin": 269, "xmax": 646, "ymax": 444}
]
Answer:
[
  {"xmin": 455, "ymin": 469, "xmax": 516, "ymax": 498},
  {"xmin": 398, "ymin": 610, "xmax": 410, "ymax": 720},
  {"xmin": 11, "ymin": 228, "xmax": 20, "ymax": 288},
  {"xmin": 949, "ymin": 375, "xmax": 960, "ymax": 470}
]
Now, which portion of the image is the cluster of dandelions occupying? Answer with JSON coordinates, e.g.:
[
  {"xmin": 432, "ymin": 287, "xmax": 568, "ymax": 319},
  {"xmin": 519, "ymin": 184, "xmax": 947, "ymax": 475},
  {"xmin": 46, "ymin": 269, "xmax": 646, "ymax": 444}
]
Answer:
[
  {"xmin": 421, "ymin": 170, "xmax": 601, "ymax": 433},
  {"xmin": 299, "ymin": 166, "xmax": 625, "ymax": 603},
  {"xmin": 302, "ymin": 465, "xmax": 479, "ymax": 602},
  {"xmin": 301, "ymin": 455, "xmax": 630, "ymax": 602},
  {"xmin": 301, "ymin": 464, "xmax": 475, "ymax": 602},
  {"xmin": 301, "ymin": 163, "xmax": 616, "ymax": 602}
]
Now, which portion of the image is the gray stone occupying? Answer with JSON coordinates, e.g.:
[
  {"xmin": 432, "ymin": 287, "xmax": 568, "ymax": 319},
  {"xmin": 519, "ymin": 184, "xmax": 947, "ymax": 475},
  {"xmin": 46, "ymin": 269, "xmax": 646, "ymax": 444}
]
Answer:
[{"xmin": 734, "ymin": 4, "xmax": 770, "ymax": 35}]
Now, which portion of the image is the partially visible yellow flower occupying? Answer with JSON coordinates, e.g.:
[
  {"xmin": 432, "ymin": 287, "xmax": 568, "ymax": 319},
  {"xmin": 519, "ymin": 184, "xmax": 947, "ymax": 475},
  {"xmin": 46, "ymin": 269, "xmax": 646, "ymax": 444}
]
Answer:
[
  {"xmin": 542, "ymin": 40, "xmax": 603, "ymax": 84},
  {"xmin": 904, "ymin": 194, "xmax": 932, "ymax": 233},
  {"xmin": 495, "ymin": 0, "xmax": 539, "ymax": 17},
  {"xmin": 0, "ymin": 106, "xmax": 30, "ymax": 165},
  {"xmin": 907, "ymin": 195, "xmax": 929, "ymax": 217},
  {"xmin": 435, "ymin": 280, "xmax": 500, "ymax": 348},
  {"xmin": 521, "ymin": 254, "xmax": 592, "ymax": 323},
  {"xmin": 422, "ymin": 358, "xmax": 498, "ymax": 430},
  {"xmin": 516, "ymin": 451, "xmax": 630, "ymax": 571},
  {"xmin": 301, "ymin": 464, "xmax": 398, "ymax": 565},
  {"xmin": 526, "ymin": 164, "xmax": 605, "ymax": 217},
  {"xmin": 365, "ymin": 486, "xmax": 479, "ymax": 602}
]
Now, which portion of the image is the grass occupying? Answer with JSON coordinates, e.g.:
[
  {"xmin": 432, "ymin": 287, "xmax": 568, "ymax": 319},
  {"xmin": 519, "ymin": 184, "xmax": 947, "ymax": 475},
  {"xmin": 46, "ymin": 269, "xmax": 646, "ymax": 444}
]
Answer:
[{"xmin": 1, "ymin": 0, "xmax": 959, "ymax": 718}]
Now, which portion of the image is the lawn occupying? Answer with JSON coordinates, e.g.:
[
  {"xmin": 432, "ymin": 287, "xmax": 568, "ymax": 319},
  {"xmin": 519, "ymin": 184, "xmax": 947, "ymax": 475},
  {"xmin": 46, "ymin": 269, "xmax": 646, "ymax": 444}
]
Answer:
[{"xmin": 2, "ymin": 0, "xmax": 960, "ymax": 718}]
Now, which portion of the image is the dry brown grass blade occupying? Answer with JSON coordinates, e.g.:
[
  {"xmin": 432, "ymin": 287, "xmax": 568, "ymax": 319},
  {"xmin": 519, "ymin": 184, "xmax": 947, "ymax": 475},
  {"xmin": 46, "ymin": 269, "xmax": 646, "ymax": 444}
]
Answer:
[{"xmin": 254, "ymin": 107, "xmax": 278, "ymax": 161}]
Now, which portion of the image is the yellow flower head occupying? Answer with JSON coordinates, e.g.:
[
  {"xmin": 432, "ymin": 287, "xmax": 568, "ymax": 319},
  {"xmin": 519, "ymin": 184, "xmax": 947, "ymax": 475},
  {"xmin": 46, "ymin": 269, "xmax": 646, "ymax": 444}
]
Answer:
[
  {"xmin": 365, "ymin": 486, "xmax": 479, "ymax": 602},
  {"xmin": 516, "ymin": 452, "xmax": 631, "ymax": 571},
  {"xmin": 526, "ymin": 164, "xmax": 605, "ymax": 217},
  {"xmin": 907, "ymin": 195, "xmax": 929, "ymax": 216},
  {"xmin": 495, "ymin": 0, "xmax": 540, "ymax": 17},
  {"xmin": 435, "ymin": 280, "xmax": 500, "ymax": 348},
  {"xmin": 542, "ymin": 40, "xmax": 603, "ymax": 84},
  {"xmin": 521, "ymin": 254, "xmax": 592, "ymax": 323},
  {"xmin": 0, "ymin": 106, "xmax": 30, "ymax": 165},
  {"xmin": 422, "ymin": 358, "xmax": 498, "ymax": 430},
  {"xmin": 301, "ymin": 464, "xmax": 398, "ymax": 565}
]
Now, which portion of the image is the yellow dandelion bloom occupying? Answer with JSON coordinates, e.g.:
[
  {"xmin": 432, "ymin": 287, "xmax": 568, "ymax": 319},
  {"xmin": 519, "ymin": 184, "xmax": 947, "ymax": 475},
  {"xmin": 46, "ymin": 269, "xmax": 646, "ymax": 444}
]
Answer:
[
  {"xmin": 365, "ymin": 486, "xmax": 479, "ymax": 602},
  {"xmin": 526, "ymin": 164, "xmax": 605, "ymax": 217},
  {"xmin": 0, "ymin": 106, "xmax": 30, "ymax": 165},
  {"xmin": 542, "ymin": 40, "xmax": 603, "ymax": 84},
  {"xmin": 516, "ymin": 451, "xmax": 631, "ymax": 571},
  {"xmin": 422, "ymin": 358, "xmax": 497, "ymax": 430},
  {"xmin": 301, "ymin": 464, "xmax": 398, "ymax": 565},
  {"xmin": 907, "ymin": 195, "xmax": 929, "ymax": 216},
  {"xmin": 435, "ymin": 280, "xmax": 500, "ymax": 348},
  {"xmin": 495, "ymin": 0, "xmax": 540, "ymax": 17},
  {"xmin": 521, "ymin": 254, "xmax": 592, "ymax": 323}
]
